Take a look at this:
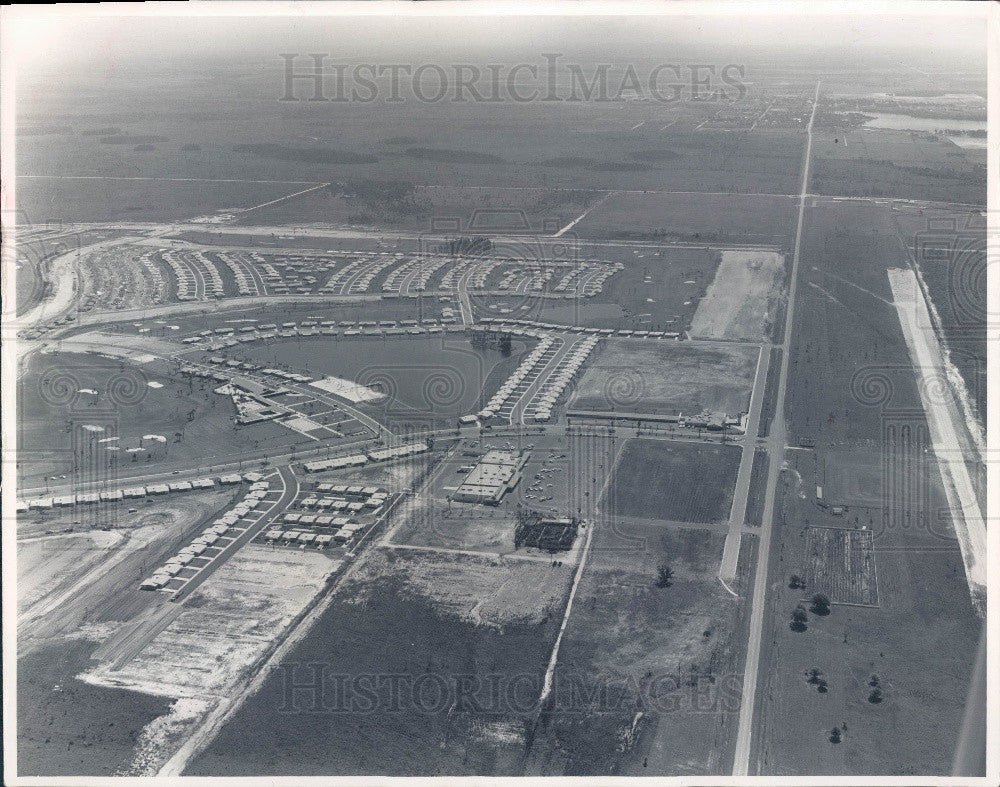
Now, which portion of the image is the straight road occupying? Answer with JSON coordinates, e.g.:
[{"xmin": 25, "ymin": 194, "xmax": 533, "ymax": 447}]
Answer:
[
  {"xmin": 731, "ymin": 81, "xmax": 821, "ymax": 777},
  {"xmin": 718, "ymin": 343, "xmax": 771, "ymax": 583}
]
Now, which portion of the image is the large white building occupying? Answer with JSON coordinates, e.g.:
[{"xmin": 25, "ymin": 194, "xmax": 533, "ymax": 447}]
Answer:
[{"xmin": 450, "ymin": 450, "xmax": 528, "ymax": 505}]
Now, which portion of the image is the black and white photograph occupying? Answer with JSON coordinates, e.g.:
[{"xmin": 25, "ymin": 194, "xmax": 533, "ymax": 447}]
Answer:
[{"xmin": 1, "ymin": 2, "xmax": 995, "ymax": 783}]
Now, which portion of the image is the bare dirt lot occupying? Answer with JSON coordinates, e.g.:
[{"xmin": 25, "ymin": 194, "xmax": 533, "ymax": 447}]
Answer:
[
  {"xmin": 16, "ymin": 490, "xmax": 234, "ymax": 776},
  {"xmin": 81, "ymin": 544, "xmax": 340, "ymax": 774},
  {"xmin": 690, "ymin": 250, "xmax": 786, "ymax": 341}
]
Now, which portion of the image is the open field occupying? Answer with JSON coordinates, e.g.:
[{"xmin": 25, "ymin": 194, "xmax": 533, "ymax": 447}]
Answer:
[
  {"xmin": 604, "ymin": 439, "xmax": 742, "ymax": 524},
  {"xmin": 16, "ymin": 176, "xmax": 307, "ymax": 223},
  {"xmin": 232, "ymin": 183, "xmax": 603, "ymax": 233},
  {"xmin": 743, "ymin": 449, "xmax": 769, "ymax": 527},
  {"xmin": 526, "ymin": 520, "xmax": 754, "ymax": 775},
  {"xmin": 188, "ymin": 547, "xmax": 572, "ymax": 776},
  {"xmin": 17, "ymin": 69, "xmax": 809, "ymax": 218},
  {"xmin": 690, "ymin": 250, "xmax": 786, "ymax": 342},
  {"xmin": 784, "ymin": 202, "xmax": 924, "ymax": 448},
  {"xmin": 754, "ymin": 447, "xmax": 981, "ymax": 776},
  {"xmin": 573, "ymin": 191, "xmax": 798, "ymax": 249},
  {"xmin": 751, "ymin": 199, "xmax": 984, "ymax": 776},
  {"xmin": 810, "ymin": 129, "xmax": 985, "ymax": 204},
  {"xmin": 570, "ymin": 339, "xmax": 758, "ymax": 416}
]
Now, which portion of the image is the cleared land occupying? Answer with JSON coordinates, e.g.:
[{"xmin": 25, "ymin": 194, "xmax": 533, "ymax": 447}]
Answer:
[
  {"xmin": 570, "ymin": 339, "xmax": 758, "ymax": 416},
  {"xmin": 81, "ymin": 544, "xmax": 339, "ymax": 774},
  {"xmin": 690, "ymin": 250, "xmax": 786, "ymax": 341},
  {"xmin": 16, "ymin": 490, "xmax": 236, "ymax": 776},
  {"xmin": 886, "ymin": 267, "xmax": 985, "ymax": 606},
  {"xmin": 605, "ymin": 439, "xmax": 742, "ymax": 524},
  {"xmin": 188, "ymin": 547, "xmax": 572, "ymax": 776}
]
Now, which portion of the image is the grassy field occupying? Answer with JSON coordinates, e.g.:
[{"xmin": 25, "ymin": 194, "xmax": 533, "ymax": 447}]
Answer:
[
  {"xmin": 574, "ymin": 192, "xmax": 798, "ymax": 250},
  {"xmin": 755, "ymin": 448, "xmax": 980, "ymax": 775},
  {"xmin": 604, "ymin": 439, "xmax": 741, "ymax": 524},
  {"xmin": 753, "ymin": 199, "xmax": 983, "ymax": 775},
  {"xmin": 810, "ymin": 130, "xmax": 985, "ymax": 204},
  {"xmin": 743, "ymin": 448, "xmax": 769, "ymax": 527},
  {"xmin": 570, "ymin": 339, "xmax": 758, "ymax": 416},
  {"xmin": 526, "ymin": 520, "xmax": 752, "ymax": 775},
  {"xmin": 784, "ymin": 202, "xmax": 923, "ymax": 448}
]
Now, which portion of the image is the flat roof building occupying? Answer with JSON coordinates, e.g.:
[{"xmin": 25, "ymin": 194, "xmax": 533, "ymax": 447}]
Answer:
[{"xmin": 450, "ymin": 450, "xmax": 529, "ymax": 505}]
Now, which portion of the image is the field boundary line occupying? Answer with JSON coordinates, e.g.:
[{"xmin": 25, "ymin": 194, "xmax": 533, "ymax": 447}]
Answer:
[
  {"xmin": 552, "ymin": 191, "xmax": 615, "ymax": 238},
  {"xmin": 538, "ymin": 503, "xmax": 595, "ymax": 707},
  {"xmin": 237, "ymin": 182, "xmax": 331, "ymax": 215}
]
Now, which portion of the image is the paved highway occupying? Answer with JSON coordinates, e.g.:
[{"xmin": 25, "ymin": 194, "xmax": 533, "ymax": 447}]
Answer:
[
  {"xmin": 718, "ymin": 344, "xmax": 772, "ymax": 584},
  {"xmin": 731, "ymin": 80, "xmax": 820, "ymax": 777}
]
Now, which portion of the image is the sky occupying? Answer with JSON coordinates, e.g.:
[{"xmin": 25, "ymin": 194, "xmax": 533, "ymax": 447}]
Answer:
[{"xmin": 5, "ymin": 6, "xmax": 987, "ymax": 75}]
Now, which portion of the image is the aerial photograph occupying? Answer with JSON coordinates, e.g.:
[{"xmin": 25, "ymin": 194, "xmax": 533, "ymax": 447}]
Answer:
[{"xmin": 1, "ymin": 2, "xmax": 994, "ymax": 784}]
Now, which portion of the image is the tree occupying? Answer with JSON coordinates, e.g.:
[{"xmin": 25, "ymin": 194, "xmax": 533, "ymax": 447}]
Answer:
[
  {"xmin": 788, "ymin": 574, "xmax": 806, "ymax": 590},
  {"xmin": 805, "ymin": 667, "xmax": 828, "ymax": 693},
  {"xmin": 868, "ymin": 687, "xmax": 884, "ymax": 704},
  {"xmin": 655, "ymin": 564, "xmax": 674, "ymax": 588},
  {"xmin": 810, "ymin": 593, "xmax": 831, "ymax": 616},
  {"xmin": 829, "ymin": 727, "xmax": 842, "ymax": 744},
  {"xmin": 790, "ymin": 604, "xmax": 808, "ymax": 632}
]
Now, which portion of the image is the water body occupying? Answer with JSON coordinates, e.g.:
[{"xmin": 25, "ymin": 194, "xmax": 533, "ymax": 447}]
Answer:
[
  {"xmin": 862, "ymin": 112, "xmax": 986, "ymax": 133},
  {"xmin": 241, "ymin": 336, "xmax": 525, "ymax": 428}
]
